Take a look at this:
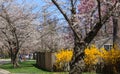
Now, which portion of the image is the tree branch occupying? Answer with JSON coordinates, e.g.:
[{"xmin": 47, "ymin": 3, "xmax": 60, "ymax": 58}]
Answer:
[
  {"xmin": 51, "ymin": 0, "xmax": 71, "ymax": 24},
  {"xmin": 84, "ymin": 1, "xmax": 117, "ymax": 45},
  {"xmin": 52, "ymin": 0, "xmax": 82, "ymax": 40},
  {"xmin": 96, "ymin": 0, "xmax": 101, "ymax": 24}
]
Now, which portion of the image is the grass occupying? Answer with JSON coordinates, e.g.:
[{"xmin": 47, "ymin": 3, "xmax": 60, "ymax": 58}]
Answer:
[
  {"xmin": 0, "ymin": 60, "xmax": 97, "ymax": 74},
  {"xmin": 0, "ymin": 60, "xmax": 68, "ymax": 74},
  {"xmin": 82, "ymin": 72, "xmax": 97, "ymax": 74}
]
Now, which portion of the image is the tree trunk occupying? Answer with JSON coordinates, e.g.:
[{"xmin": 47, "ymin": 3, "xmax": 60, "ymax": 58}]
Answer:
[
  {"xmin": 10, "ymin": 47, "xmax": 20, "ymax": 68},
  {"xmin": 113, "ymin": 17, "xmax": 118, "ymax": 45},
  {"xmin": 11, "ymin": 53, "xmax": 19, "ymax": 68},
  {"xmin": 69, "ymin": 35, "xmax": 85, "ymax": 74}
]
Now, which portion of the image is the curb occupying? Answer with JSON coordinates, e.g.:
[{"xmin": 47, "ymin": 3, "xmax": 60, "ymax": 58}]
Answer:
[{"xmin": 0, "ymin": 69, "xmax": 11, "ymax": 74}]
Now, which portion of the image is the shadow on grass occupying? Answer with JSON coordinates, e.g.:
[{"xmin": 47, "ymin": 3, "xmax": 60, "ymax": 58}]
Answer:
[
  {"xmin": 32, "ymin": 64, "xmax": 69, "ymax": 74},
  {"xmin": 32, "ymin": 64, "xmax": 51, "ymax": 72}
]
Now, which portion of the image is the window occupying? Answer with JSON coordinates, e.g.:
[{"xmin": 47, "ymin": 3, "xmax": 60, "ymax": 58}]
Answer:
[{"xmin": 104, "ymin": 44, "xmax": 112, "ymax": 51}]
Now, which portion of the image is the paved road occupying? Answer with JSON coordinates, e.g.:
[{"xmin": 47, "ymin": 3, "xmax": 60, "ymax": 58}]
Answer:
[
  {"xmin": 0, "ymin": 59, "xmax": 10, "ymax": 65},
  {"xmin": 0, "ymin": 59, "xmax": 11, "ymax": 74}
]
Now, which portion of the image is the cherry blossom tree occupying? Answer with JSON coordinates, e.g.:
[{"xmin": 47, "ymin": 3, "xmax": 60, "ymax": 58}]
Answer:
[
  {"xmin": 51, "ymin": 0, "xmax": 119, "ymax": 74},
  {"xmin": 0, "ymin": 0, "xmax": 39, "ymax": 67}
]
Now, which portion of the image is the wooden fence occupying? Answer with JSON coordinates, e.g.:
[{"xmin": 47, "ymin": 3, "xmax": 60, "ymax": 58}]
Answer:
[{"xmin": 36, "ymin": 52, "xmax": 55, "ymax": 71}]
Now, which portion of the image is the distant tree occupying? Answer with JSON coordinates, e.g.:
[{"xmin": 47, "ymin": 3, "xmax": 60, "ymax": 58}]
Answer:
[
  {"xmin": 35, "ymin": 7, "xmax": 73, "ymax": 52},
  {"xmin": 0, "ymin": 0, "xmax": 39, "ymax": 67}
]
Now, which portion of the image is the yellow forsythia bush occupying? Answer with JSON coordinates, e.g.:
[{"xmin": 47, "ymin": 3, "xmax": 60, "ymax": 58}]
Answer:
[
  {"xmin": 84, "ymin": 44, "xmax": 120, "ymax": 72},
  {"xmin": 84, "ymin": 45, "xmax": 100, "ymax": 65},
  {"xmin": 100, "ymin": 45, "xmax": 120, "ymax": 73},
  {"xmin": 54, "ymin": 49, "xmax": 73, "ymax": 70},
  {"xmin": 84, "ymin": 45, "xmax": 101, "ymax": 71},
  {"xmin": 100, "ymin": 46, "xmax": 120, "ymax": 64},
  {"xmin": 84, "ymin": 44, "xmax": 120, "ymax": 65},
  {"xmin": 54, "ymin": 45, "xmax": 120, "ymax": 72}
]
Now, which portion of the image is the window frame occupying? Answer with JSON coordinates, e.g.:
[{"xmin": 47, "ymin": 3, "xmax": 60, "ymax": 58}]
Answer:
[{"xmin": 104, "ymin": 44, "xmax": 112, "ymax": 51}]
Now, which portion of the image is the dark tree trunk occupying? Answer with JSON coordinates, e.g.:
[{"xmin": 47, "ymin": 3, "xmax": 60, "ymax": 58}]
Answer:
[
  {"xmin": 113, "ymin": 17, "xmax": 118, "ymax": 44},
  {"xmin": 113, "ymin": 17, "xmax": 120, "ymax": 47},
  {"xmin": 11, "ymin": 52, "xmax": 19, "ymax": 68},
  {"xmin": 69, "ymin": 35, "xmax": 85, "ymax": 74},
  {"xmin": 9, "ymin": 46, "xmax": 20, "ymax": 68}
]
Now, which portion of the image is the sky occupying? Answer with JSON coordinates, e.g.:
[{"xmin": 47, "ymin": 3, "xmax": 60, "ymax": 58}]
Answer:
[
  {"xmin": 16, "ymin": 0, "xmax": 45, "ymax": 9},
  {"xmin": 37, "ymin": 0, "xmax": 67, "ymax": 24},
  {"xmin": 15, "ymin": 0, "xmax": 68, "ymax": 27}
]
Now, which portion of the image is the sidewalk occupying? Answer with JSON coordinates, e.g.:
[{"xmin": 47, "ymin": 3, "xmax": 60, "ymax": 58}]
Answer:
[
  {"xmin": 0, "ymin": 59, "xmax": 11, "ymax": 74},
  {"xmin": 0, "ymin": 59, "xmax": 11, "ymax": 64},
  {"xmin": 0, "ymin": 69, "xmax": 11, "ymax": 74}
]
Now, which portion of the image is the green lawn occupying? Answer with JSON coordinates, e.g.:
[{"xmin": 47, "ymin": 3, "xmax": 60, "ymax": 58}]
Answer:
[
  {"xmin": 0, "ymin": 60, "xmax": 68, "ymax": 74},
  {"xmin": 82, "ymin": 72, "xmax": 97, "ymax": 74},
  {"xmin": 0, "ymin": 60, "xmax": 97, "ymax": 74}
]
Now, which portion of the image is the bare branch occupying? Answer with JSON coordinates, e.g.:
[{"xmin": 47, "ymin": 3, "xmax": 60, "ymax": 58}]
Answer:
[{"xmin": 84, "ymin": 1, "xmax": 118, "ymax": 44}]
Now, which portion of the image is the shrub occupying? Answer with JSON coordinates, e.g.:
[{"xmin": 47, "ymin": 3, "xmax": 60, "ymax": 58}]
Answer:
[
  {"xmin": 100, "ymin": 46, "xmax": 120, "ymax": 74},
  {"xmin": 54, "ymin": 49, "xmax": 73, "ymax": 71},
  {"xmin": 54, "ymin": 45, "xmax": 120, "ymax": 73},
  {"xmin": 84, "ymin": 45, "xmax": 100, "ymax": 72}
]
